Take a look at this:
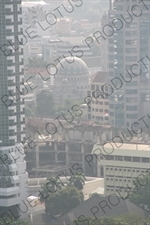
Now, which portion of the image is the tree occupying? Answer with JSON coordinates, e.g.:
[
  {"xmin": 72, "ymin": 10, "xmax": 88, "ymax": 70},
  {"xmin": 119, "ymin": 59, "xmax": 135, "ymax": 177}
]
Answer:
[
  {"xmin": 73, "ymin": 217, "xmax": 127, "ymax": 225},
  {"xmin": 90, "ymin": 193, "xmax": 103, "ymax": 198},
  {"xmin": 0, "ymin": 218, "xmax": 29, "ymax": 225},
  {"xmin": 36, "ymin": 90, "xmax": 55, "ymax": 117},
  {"xmin": 68, "ymin": 174, "xmax": 86, "ymax": 190},
  {"xmin": 45, "ymin": 186, "xmax": 84, "ymax": 219},
  {"xmin": 39, "ymin": 176, "xmax": 63, "ymax": 203},
  {"xmin": 55, "ymin": 98, "xmax": 78, "ymax": 116},
  {"xmin": 111, "ymin": 214, "xmax": 145, "ymax": 225},
  {"xmin": 73, "ymin": 214, "xmax": 149, "ymax": 225},
  {"xmin": 129, "ymin": 172, "xmax": 150, "ymax": 211}
]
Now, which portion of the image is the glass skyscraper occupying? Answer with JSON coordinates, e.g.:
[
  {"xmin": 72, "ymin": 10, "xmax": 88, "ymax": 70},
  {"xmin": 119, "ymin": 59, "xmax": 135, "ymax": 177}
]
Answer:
[
  {"xmin": 0, "ymin": 0, "xmax": 25, "ymax": 146},
  {"xmin": 0, "ymin": 0, "xmax": 28, "ymax": 220}
]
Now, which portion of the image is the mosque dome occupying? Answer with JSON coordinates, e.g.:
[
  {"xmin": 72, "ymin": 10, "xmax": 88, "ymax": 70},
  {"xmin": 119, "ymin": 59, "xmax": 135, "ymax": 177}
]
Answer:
[{"xmin": 57, "ymin": 56, "xmax": 89, "ymax": 75}]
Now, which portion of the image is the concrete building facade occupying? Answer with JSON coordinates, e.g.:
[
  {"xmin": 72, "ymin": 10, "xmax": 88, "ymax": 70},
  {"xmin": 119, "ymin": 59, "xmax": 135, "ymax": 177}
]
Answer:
[
  {"xmin": 25, "ymin": 118, "xmax": 113, "ymax": 178},
  {"xmin": 101, "ymin": 12, "xmax": 108, "ymax": 72},
  {"xmin": 93, "ymin": 142, "xmax": 150, "ymax": 197},
  {"xmin": 0, "ymin": 0, "xmax": 28, "ymax": 219},
  {"xmin": 56, "ymin": 18, "xmax": 71, "ymax": 35},
  {"xmin": 86, "ymin": 72, "xmax": 109, "ymax": 123},
  {"xmin": 108, "ymin": 0, "xmax": 150, "ymax": 128}
]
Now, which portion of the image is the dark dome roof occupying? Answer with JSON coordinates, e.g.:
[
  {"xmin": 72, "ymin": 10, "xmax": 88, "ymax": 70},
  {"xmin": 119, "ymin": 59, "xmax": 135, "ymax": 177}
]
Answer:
[{"xmin": 57, "ymin": 57, "xmax": 89, "ymax": 75}]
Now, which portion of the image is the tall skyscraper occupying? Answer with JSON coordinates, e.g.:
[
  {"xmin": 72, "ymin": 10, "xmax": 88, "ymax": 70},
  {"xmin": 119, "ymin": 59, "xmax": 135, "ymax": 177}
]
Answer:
[
  {"xmin": 0, "ymin": 0, "xmax": 28, "ymax": 220},
  {"xmin": 101, "ymin": 12, "xmax": 109, "ymax": 72},
  {"xmin": 108, "ymin": 0, "xmax": 150, "ymax": 128}
]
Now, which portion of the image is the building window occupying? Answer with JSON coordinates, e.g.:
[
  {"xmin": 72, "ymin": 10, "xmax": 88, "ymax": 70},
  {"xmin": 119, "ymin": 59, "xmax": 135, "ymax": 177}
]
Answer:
[
  {"xmin": 127, "ymin": 114, "xmax": 138, "ymax": 119},
  {"xmin": 126, "ymin": 106, "xmax": 137, "ymax": 111},
  {"xmin": 106, "ymin": 155, "xmax": 114, "ymax": 160},
  {"xmin": 142, "ymin": 158, "xmax": 149, "ymax": 163},
  {"xmin": 124, "ymin": 156, "xmax": 132, "ymax": 161},
  {"xmin": 126, "ymin": 89, "xmax": 137, "ymax": 94},
  {"xmin": 96, "ymin": 85, "xmax": 99, "ymax": 90},
  {"xmin": 115, "ymin": 156, "xmax": 123, "ymax": 161},
  {"xmin": 133, "ymin": 157, "xmax": 140, "ymax": 162},
  {"xmin": 91, "ymin": 84, "xmax": 95, "ymax": 90}
]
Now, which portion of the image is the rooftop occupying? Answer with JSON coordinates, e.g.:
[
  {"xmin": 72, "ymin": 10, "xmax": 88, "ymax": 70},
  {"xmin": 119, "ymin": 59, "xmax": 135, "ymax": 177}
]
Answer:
[
  {"xmin": 58, "ymin": 36, "xmax": 85, "ymax": 44},
  {"xmin": 22, "ymin": 1, "xmax": 48, "ymax": 6},
  {"xmin": 91, "ymin": 71, "xmax": 108, "ymax": 83},
  {"xmin": 107, "ymin": 143, "xmax": 150, "ymax": 151},
  {"xmin": 57, "ymin": 56, "xmax": 89, "ymax": 75}
]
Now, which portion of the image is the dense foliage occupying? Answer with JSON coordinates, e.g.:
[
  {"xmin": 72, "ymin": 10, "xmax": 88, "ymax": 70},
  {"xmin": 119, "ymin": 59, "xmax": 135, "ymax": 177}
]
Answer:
[
  {"xmin": 129, "ymin": 171, "xmax": 150, "ymax": 211},
  {"xmin": 45, "ymin": 186, "xmax": 84, "ymax": 219},
  {"xmin": 39, "ymin": 174, "xmax": 85, "ymax": 219},
  {"xmin": 0, "ymin": 218, "xmax": 29, "ymax": 225},
  {"xmin": 36, "ymin": 90, "xmax": 55, "ymax": 117},
  {"xmin": 73, "ymin": 214, "xmax": 150, "ymax": 225}
]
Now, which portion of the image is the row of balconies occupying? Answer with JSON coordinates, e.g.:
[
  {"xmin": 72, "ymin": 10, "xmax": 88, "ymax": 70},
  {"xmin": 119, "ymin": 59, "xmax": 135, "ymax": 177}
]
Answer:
[
  {"xmin": 0, "ymin": 195, "xmax": 20, "ymax": 207},
  {"xmin": 0, "ymin": 186, "xmax": 19, "ymax": 196}
]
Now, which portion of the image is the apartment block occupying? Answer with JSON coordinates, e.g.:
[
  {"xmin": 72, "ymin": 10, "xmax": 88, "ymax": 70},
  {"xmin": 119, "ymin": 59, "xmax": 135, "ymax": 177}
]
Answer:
[
  {"xmin": 0, "ymin": 0, "xmax": 28, "ymax": 219},
  {"xmin": 56, "ymin": 18, "xmax": 71, "ymax": 35},
  {"xmin": 87, "ymin": 72, "xmax": 109, "ymax": 123},
  {"xmin": 108, "ymin": 0, "xmax": 150, "ymax": 128}
]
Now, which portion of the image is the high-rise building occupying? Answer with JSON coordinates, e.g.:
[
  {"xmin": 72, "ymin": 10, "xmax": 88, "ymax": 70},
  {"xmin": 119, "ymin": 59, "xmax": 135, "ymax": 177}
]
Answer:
[
  {"xmin": 0, "ymin": 0, "xmax": 28, "ymax": 220},
  {"xmin": 108, "ymin": 0, "xmax": 150, "ymax": 128},
  {"xmin": 101, "ymin": 12, "xmax": 109, "ymax": 72},
  {"xmin": 86, "ymin": 71, "xmax": 109, "ymax": 123}
]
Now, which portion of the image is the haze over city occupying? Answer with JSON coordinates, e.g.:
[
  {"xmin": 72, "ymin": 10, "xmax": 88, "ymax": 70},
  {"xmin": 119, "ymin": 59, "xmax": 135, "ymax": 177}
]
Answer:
[{"xmin": 0, "ymin": 0, "xmax": 150, "ymax": 225}]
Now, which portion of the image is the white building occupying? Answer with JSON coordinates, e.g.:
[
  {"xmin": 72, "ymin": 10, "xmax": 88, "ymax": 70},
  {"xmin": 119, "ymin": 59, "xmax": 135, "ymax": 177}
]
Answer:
[
  {"xmin": 93, "ymin": 142, "xmax": 150, "ymax": 197},
  {"xmin": 0, "ymin": 145, "xmax": 28, "ymax": 219}
]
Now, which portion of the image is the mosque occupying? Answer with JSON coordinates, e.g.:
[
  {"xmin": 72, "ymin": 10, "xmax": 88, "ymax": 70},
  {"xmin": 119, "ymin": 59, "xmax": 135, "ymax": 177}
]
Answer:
[{"xmin": 53, "ymin": 56, "xmax": 90, "ymax": 105}]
